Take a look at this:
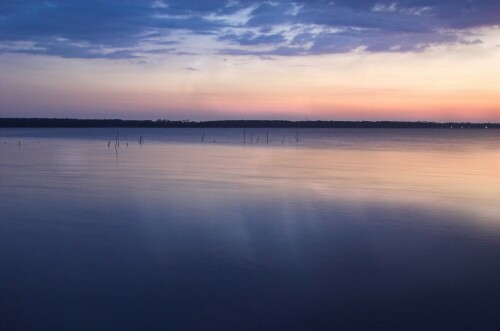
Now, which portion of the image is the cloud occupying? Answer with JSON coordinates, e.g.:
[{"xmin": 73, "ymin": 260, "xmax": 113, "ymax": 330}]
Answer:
[
  {"xmin": 0, "ymin": 0, "xmax": 498, "ymax": 59},
  {"xmin": 219, "ymin": 31, "xmax": 287, "ymax": 45},
  {"xmin": 141, "ymin": 48, "xmax": 177, "ymax": 54},
  {"xmin": 219, "ymin": 46, "xmax": 306, "ymax": 56},
  {"xmin": 308, "ymin": 29, "xmax": 459, "ymax": 54},
  {"xmin": 459, "ymin": 39, "xmax": 484, "ymax": 45},
  {"xmin": 151, "ymin": 1, "xmax": 168, "ymax": 9},
  {"xmin": 0, "ymin": 40, "xmax": 141, "ymax": 59}
]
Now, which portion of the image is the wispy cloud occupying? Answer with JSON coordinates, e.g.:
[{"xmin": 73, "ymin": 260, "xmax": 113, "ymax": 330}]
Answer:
[{"xmin": 0, "ymin": 0, "xmax": 498, "ymax": 59}]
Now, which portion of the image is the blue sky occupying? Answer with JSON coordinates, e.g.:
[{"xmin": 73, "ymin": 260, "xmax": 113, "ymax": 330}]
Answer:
[{"xmin": 1, "ymin": 0, "xmax": 498, "ymax": 59}]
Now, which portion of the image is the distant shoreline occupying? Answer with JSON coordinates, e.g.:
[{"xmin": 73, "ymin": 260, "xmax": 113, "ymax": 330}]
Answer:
[{"xmin": 0, "ymin": 118, "xmax": 498, "ymax": 129}]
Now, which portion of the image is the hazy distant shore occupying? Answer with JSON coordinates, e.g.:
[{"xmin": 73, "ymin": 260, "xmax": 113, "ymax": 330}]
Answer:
[{"xmin": 1, "ymin": 118, "xmax": 498, "ymax": 129}]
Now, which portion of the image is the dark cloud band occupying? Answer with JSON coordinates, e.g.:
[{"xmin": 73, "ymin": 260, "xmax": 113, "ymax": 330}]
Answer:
[{"xmin": 0, "ymin": 0, "xmax": 498, "ymax": 59}]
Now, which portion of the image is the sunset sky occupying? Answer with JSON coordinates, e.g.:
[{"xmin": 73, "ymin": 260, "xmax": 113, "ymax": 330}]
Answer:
[{"xmin": 1, "ymin": 0, "xmax": 499, "ymax": 121}]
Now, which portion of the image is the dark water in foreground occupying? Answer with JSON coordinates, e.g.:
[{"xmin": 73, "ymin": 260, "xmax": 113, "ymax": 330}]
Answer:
[{"xmin": 1, "ymin": 128, "xmax": 500, "ymax": 330}]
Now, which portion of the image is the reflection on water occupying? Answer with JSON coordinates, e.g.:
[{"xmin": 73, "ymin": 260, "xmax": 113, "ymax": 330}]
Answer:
[{"xmin": 1, "ymin": 128, "xmax": 500, "ymax": 330}]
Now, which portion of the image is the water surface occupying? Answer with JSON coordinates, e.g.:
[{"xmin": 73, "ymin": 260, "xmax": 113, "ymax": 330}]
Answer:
[{"xmin": 1, "ymin": 128, "xmax": 500, "ymax": 330}]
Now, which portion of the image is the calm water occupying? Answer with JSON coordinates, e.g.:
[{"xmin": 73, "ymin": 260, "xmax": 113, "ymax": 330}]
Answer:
[{"xmin": 1, "ymin": 128, "xmax": 500, "ymax": 330}]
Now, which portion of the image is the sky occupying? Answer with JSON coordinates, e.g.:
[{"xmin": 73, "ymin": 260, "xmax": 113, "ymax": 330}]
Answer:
[{"xmin": 0, "ymin": 0, "xmax": 499, "ymax": 121}]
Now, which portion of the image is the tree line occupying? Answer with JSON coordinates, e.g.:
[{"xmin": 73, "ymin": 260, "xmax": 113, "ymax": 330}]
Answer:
[{"xmin": 0, "ymin": 118, "xmax": 498, "ymax": 129}]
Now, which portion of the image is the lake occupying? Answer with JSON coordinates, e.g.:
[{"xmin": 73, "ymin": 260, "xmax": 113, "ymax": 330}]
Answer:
[{"xmin": 1, "ymin": 128, "xmax": 500, "ymax": 330}]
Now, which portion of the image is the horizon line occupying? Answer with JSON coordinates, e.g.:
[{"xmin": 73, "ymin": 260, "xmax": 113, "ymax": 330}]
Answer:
[{"xmin": 1, "ymin": 118, "xmax": 499, "ymax": 129}]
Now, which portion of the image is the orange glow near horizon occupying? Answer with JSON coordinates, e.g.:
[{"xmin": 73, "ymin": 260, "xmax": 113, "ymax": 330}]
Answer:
[{"xmin": 1, "ymin": 34, "xmax": 499, "ymax": 121}]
